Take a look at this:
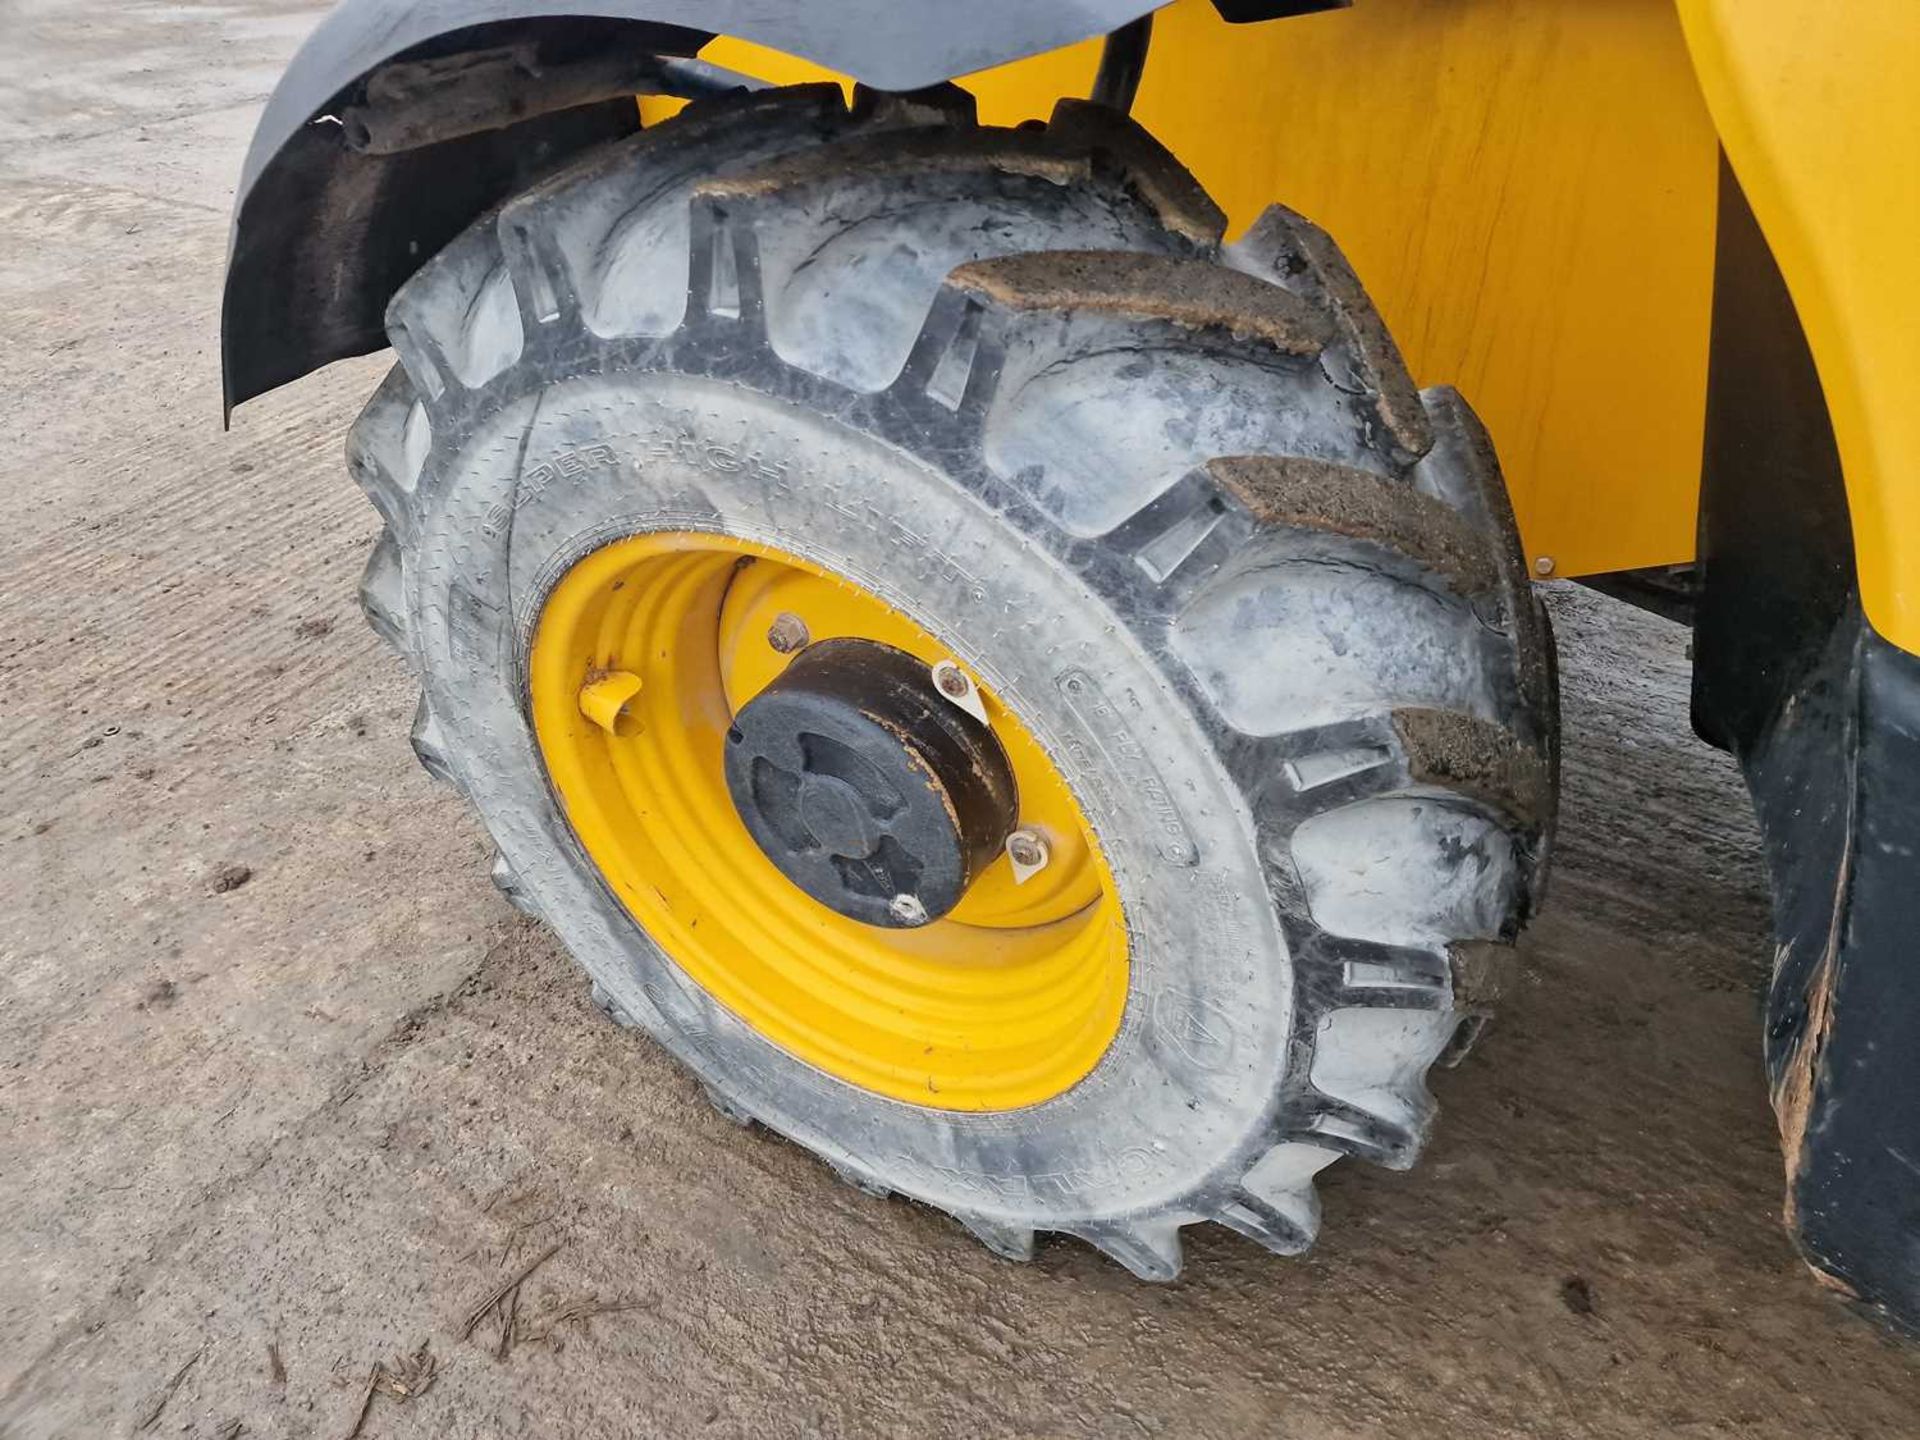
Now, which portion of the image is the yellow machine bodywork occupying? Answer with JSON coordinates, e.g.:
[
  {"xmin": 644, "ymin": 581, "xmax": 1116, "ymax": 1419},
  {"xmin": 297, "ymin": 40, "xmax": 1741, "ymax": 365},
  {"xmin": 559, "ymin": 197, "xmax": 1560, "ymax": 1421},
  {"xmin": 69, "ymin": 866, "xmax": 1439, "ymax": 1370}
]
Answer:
[
  {"xmin": 1676, "ymin": 0, "xmax": 1920, "ymax": 652},
  {"xmin": 660, "ymin": 0, "xmax": 1918, "ymax": 651}
]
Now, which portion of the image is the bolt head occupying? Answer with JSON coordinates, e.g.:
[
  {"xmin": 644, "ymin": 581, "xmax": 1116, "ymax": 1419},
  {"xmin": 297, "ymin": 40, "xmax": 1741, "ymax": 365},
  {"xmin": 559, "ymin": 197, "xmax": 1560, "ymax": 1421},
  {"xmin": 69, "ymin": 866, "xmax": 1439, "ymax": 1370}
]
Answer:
[
  {"xmin": 1533, "ymin": 555, "xmax": 1557, "ymax": 577},
  {"xmin": 888, "ymin": 893, "xmax": 929, "ymax": 926},
  {"xmin": 766, "ymin": 612, "xmax": 810, "ymax": 654},
  {"xmin": 935, "ymin": 666, "xmax": 971, "ymax": 698}
]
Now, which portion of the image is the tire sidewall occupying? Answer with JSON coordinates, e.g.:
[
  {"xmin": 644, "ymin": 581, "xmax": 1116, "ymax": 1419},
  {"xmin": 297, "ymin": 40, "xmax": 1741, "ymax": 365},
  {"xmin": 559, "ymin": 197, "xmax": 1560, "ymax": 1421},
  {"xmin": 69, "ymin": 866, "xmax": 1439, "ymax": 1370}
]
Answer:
[{"xmin": 408, "ymin": 364, "xmax": 1291, "ymax": 1227}]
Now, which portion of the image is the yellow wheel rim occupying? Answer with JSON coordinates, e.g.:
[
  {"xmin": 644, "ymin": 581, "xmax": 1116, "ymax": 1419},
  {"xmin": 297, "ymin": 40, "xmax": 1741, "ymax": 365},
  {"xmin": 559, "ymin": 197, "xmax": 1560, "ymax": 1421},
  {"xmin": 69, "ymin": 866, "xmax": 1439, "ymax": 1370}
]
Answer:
[{"xmin": 528, "ymin": 531, "xmax": 1129, "ymax": 1110}]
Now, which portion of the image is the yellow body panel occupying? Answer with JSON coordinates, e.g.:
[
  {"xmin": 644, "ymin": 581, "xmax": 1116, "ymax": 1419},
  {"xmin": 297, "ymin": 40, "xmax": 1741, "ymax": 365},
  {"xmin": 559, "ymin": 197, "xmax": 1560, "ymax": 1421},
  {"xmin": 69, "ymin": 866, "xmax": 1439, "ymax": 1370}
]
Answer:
[
  {"xmin": 1676, "ymin": 0, "xmax": 1920, "ymax": 652},
  {"xmin": 1135, "ymin": 0, "xmax": 1721, "ymax": 582},
  {"xmin": 696, "ymin": 0, "xmax": 1724, "ymax": 581}
]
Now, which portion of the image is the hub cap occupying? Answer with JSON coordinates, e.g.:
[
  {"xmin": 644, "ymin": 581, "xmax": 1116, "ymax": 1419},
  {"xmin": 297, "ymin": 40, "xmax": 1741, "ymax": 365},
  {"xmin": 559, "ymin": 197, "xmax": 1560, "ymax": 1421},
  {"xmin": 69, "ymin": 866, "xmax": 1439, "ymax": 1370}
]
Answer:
[{"xmin": 724, "ymin": 639, "xmax": 1019, "ymax": 928}]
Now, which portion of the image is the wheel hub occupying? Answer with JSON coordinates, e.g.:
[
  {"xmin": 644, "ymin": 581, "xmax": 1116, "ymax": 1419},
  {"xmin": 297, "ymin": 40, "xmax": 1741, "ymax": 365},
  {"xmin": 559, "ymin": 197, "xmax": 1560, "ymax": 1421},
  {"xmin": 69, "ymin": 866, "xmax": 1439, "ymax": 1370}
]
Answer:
[{"xmin": 725, "ymin": 639, "xmax": 1018, "ymax": 927}]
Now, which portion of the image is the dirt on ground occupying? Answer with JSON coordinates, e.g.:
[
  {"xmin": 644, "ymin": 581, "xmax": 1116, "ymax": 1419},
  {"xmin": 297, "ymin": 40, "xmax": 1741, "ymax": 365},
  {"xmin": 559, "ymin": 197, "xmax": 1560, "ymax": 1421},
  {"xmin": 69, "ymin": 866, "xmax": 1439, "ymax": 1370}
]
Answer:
[{"xmin": 1, "ymin": 4, "xmax": 1916, "ymax": 1437}]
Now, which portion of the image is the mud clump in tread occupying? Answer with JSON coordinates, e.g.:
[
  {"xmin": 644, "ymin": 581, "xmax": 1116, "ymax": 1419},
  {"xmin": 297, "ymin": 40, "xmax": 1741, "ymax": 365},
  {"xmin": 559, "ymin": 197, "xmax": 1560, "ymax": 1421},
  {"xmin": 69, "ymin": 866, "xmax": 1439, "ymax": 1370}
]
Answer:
[
  {"xmin": 951, "ymin": 251, "xmax": 1332, "ymax": 356},
  {"xmin": 697, "ymin": 129, "xmax": 1089, "ymax": 201},
  {"xmin": 1393, "ymin": 706, "xmax": 1552, "ymax": 829},
  {"xmin": 1206, "ymin": 455, "xmax": 1498, "ymax": 594}
]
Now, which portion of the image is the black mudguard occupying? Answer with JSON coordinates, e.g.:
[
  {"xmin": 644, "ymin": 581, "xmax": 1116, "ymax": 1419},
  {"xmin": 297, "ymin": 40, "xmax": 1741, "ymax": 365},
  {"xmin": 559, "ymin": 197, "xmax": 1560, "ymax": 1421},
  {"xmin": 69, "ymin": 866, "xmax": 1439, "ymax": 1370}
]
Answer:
[
  {"xmin": 1693, "ymin": 157, "xmax": 1920, "ymax": 1333},
  {"xmin": 223, "ymin": 0, "xmax": 1162, "ymax": 410},
  {"xmin": 224, "ymin": 0, "xmax": 1167, "ymax": 412},
  {"xmin": 221, "ymin": 0, "xmax": 1348, "ymax": 410}
]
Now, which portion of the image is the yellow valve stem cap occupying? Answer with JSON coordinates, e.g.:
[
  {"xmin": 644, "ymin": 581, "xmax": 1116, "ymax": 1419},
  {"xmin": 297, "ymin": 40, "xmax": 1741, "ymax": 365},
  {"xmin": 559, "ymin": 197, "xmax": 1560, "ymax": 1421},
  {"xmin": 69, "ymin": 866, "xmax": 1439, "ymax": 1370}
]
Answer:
[{"xmin": 579, "ymin": 670, "xmax": 645, "ymax": 737}]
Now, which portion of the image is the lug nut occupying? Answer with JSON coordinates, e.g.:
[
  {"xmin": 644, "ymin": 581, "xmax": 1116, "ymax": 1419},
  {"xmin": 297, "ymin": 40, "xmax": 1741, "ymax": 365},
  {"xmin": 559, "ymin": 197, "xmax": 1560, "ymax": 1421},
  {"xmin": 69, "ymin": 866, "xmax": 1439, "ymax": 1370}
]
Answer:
[
  {"xmin": 889, "ymin": 893, "xmax": 929, "ymax": 926},
  {"xmin": 1005, "ymin": 828, "xmax": 1050, "ymax": 883},
  {"xmin": 930, "ymin": 659, "xmax": 989, "ymax": 724},
  {"xmin": 1007, "ymin": 830, "xmax": 1047, "ymax": 867},
  {"xmin": 766, "ymin": 612, "xmax": 810, "ymax": 654}
]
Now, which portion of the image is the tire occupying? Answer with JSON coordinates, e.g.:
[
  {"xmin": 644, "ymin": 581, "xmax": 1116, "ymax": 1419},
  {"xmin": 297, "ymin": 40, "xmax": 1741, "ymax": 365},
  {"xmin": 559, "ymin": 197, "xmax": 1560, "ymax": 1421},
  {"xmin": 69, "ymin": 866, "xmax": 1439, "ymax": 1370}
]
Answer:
[{"xmin": 347, "ymin": 82, "xmax": 1556, "ymax": 1278}]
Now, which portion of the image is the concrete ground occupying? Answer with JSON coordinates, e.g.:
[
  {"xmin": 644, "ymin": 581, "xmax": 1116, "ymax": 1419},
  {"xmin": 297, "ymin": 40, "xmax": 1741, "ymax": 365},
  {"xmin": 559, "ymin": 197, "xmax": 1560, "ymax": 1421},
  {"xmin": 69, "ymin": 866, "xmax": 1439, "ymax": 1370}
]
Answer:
[{"xmin": 1, "ymin": 3, "xmax": 1915, "ymax": 1436}]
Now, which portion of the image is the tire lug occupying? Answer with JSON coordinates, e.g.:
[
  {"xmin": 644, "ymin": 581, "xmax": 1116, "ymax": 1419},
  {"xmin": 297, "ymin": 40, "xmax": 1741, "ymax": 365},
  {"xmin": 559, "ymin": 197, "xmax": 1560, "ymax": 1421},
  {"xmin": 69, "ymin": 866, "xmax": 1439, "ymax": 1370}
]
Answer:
[
  {"xmin": 830, "ymin": 1161, "xmax": 892, "ymax": 1199},
  {"xmin": 702, "ymin": 1085, "xmax": 755, "ymax": 1128},
  {"xmin": 590, "ymin": 981, "xmax": 639, "ymax": 1030}
]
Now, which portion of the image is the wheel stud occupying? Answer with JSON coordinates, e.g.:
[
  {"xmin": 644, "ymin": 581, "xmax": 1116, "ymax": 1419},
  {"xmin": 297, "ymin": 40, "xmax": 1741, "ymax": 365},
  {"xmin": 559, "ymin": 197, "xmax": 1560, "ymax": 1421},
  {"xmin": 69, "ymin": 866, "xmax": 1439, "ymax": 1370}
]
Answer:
[
  {"xmin": 1006, "ymin": 829, "xmax": 1050, "ymax": 883},
  {"xmin": 578, "ymin": 670, "xmax": 644, "ymax": 737},
  {"xmin": 766, "ymin": 612, "xmax": 809, "ymax": 654}
]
